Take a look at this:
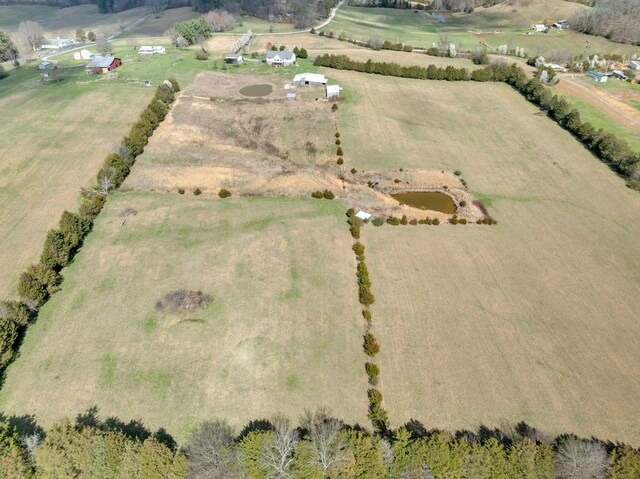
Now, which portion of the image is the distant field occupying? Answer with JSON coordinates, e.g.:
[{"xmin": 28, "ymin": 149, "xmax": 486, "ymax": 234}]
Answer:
[
  {"xmin": 118, "ymin": 7, "xmax": 200, "ymax": 39},
  {"xmin": 321, "ymin": 3, "xmax": 640, "ymax": 59},
  {"xmin": 327, "ymin": 71, "xmax": 640, "ymax": 443},
  {"xmin": 0, "ymin": 193, "xmax": 368, "ymax": 440},
  {"xmin": 0, "ymin": 5, "xmax": 147, "ymax": 37},
  {"xmin": 0, "ymin": 44, "xmax": 208, "ymax": 297}
]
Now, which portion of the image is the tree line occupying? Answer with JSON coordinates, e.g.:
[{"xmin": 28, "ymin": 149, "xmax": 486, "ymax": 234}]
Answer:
[
  {"xmin": 314, "ymin": 54, "xmax": 640, "ymax": 188},
  {"xmin": 571, "ymin": 0, "xmax": 640, "ymax": 46},
  {"xmin": 0, "ymin": 79, "xmax": 180, "ymax": 385},
  {"xmin": 0, "ymin": 409, "xmax": 638, "ymax": 478}
]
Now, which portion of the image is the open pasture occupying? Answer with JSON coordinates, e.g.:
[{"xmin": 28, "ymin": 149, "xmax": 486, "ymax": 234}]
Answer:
[
  {"xmin": 340, "ymin": 71, "xmax": 640, "ymax": 443},
  {"xmin": 0, "ymin": 4, "xmax": 147, "ymax": 37},
  {"xmin": 0, "ymin": 193, "xmax": 368, "ymax": 440},
  {"xmin": 320, "ymin": 3, "xmax": 640, "ymax": 59},
  {"xmin": 118, "ymin": 7, "xmax": 201, "ymax": 39},
  {"xmin": 0, "ymin": 44, "xmax": 208, "ymax": 298}
]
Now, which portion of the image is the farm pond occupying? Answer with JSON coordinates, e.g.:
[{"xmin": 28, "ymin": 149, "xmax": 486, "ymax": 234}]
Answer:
[
  {"xmin": 391, "ymin": 191, "xmax": 456, "ymax": 214},
  {"xmin": 239, "ymin": 84, "xmax": 274, "ymax": 97}
]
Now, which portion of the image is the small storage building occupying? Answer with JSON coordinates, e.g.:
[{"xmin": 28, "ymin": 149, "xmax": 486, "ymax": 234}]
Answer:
[
  {"xmin": 587, "ymin": 71, "xmax": 608, "ymax": 82},
  {"xmin": 225, "ymin": 54, "xmax": 243, "ymax": 64},
  {"xmin": 292, "ymin": 73, "xmax": 327, "ymax": 86},
  {"xmin": 139, "ymin": 46, "xmax": 166, "ymax": 55},
  {"xmin": 326, "ymin": 84, "xmax": 341, "ymax": 99}
]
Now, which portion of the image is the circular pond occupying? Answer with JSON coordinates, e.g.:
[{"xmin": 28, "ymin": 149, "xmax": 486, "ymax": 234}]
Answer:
[
  {"xmin": 239, "ymin": 84, "xmax": 273, "ymax": 97},
  {"xmin": 391, "ymin": 191, "xmax": 456, "ymax": 214}
]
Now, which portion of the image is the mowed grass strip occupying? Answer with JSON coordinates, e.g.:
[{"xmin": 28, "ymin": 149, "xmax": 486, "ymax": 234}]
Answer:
[
  {"xmin": 0, "ymin": 193, "xmax": 368, "ymax": 440},
  {"xmin": 335, "ymin": 72, "xmax": 640, "ymax": 443}
]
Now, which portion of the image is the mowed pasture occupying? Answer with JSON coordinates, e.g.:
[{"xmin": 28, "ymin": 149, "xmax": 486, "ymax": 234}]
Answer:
[
  {"xmin": 0, "ymin": 45, "xmax": 208, "ymax": 298},
  {"xmin": 333, "ymin": 72, "xmax": 640, "ymax": 442},
  {"xmin": 0, "ymin": 193, "xmax": 368, "ymax": 440},
  {"xmin": 320, "ymin": 3, "xmax": 640, "ymax": 59}
]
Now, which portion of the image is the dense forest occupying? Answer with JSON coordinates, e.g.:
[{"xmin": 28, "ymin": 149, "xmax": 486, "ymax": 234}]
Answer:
[{"xmin": 571, "ymin": 0, "xmax": 640, "ymax": 45}]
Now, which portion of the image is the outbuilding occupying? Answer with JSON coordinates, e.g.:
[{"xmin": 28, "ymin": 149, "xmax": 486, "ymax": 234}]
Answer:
[
  {"xmin": 292, "ymin": 73, "xmax": 327, "ymax": 86},
  {"xmin": 587, "ymin": 71, "xmax": 608, "ymax": 82},
  {"xmin": 38, "ymin": 61, "xmax": 53, "ymax": 70},
  {"xmin": 326, "ymin": 84, "xmax": 341, "ymax": 99},
  {"xmin": 355, "ymin": 211, "xmax": 372, "ymax": 221},
  {"xmin": 225, "ymin": 53, "xmax": 244, "ymax": 64},
  {"xmin": 265, "ymin": 50, "xmax": 296, "ymax": 67},
  {"xmin": 531, "ymin": 24, "xmax": 546, "ymax": 32},
  {"xmin": 139, "ymin": 46, "xmax": 166, "ymax": 55},
  {"xmin": 544, "ymin": 63, "xmax": 567, "ymax": 73},
  {"xmin": 627, "ymin": 60, "xmax": 640, "ymax": 71},
  {"xmin": 85, "ymin": 55, "xmax": 122, "ymax": 74},
  {"xmin": 73, "ymin": 49, "xmax": 93, "ymax": 60},
  {"xmin": 611, "ymin": 70, "xmax": 628, "ymax": 80}
]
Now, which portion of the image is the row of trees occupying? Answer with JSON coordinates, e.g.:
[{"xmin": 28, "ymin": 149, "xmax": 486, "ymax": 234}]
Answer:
[
  {"xmin": 0, "ymin": 410, "xmax": 638, "ymax": 478},
  {"xmin": 0, "ymin": 80, "xmax": 180, "ymax": 383},
  {"xmin": 314, "ymin": 55, "xmax": 640, "ymax": 187}
]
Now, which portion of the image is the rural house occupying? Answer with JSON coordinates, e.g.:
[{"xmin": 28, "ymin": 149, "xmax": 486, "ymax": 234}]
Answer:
[
  {"xmin": 292, "ymin": 73, "xmax": 326, "ymax": 86},
  {"xmin": 138, "ymin": 46, "xmax": 166, "ymax": 55},
  {"xmin": 266, "ymin": 50, "xmax": 296, "ymax": 67},
  {"xmin": 587, "ymin": 71, "xmax": 608, "ymax": 82},
  {"xmin": 611, "ymin": 70, "xmax": 628, "ymax": 80},
  {"xmin": 628, "ymin": 60, "xmax": 640, "ymax": 71},
  {"xmin": 531, "ymin": 24, "xmax": 546, "ymax": 32},
  {"xmin": 225, "ymin": 54, "xmax": 243, "ymax": 64},
  {"xmin": 85, "ymin": 55, "xmax": 122, "ymax": 74}
]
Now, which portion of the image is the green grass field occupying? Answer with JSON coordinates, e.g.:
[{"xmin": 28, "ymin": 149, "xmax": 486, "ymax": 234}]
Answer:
[
  {"xmin": 0, "ymin": 193, "xmax": 368, "ymax": 440},
  {"xmin": 0, "ymin": 43, "xmax": 209, "ymax": 297},
  {"xmin": 326, "ymin": 70, "xmax": 640, "ymax": 443},
  {"xmin": 321, "ymin": 3, "xmax": 640, "ymax": 59},
  {"xmin": 0, "ymin": 5, "xmax": 148, "ymax": 37}
]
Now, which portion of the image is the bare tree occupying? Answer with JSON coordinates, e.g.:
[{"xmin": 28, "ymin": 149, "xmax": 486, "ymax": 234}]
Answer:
[
  {"xmin": 118, "ymin": 207, "xmax": 137, "ymax": 226},
  {"xmin": 555, "ymin": 438, "xmax": 609, "ymax": 479},
  {"xmin": 301, "ymin": 409, "xmax": 349, "ymax": 477},
  {"xmin": 260, "ymin": 415, "xmax": 298, "ymax": 478},
  {"xmin": 16, "ymin": 21, "xmax": 44, "ymax": 53},
  {"xmin": 22, "ymin": 433, "xmax": 42, "ymax": 462},
  {"xmin": 100, "ymin": 175, "xmax": 113, "ymax": 195},
  {"xmin": 126, "ymin": 36, "xmax": 139, "ymax": 50},
  {"xmin": 184, "ymin": 420, "xmax": 237, "ymax": 479},
  {"xmin": 96, "ymin": 32, "xmax": 112, "ymax": 55}
]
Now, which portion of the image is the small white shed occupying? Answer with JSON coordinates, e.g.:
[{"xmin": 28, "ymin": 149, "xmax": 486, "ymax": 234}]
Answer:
[
  {"xmin": 355, "ymin": 211, "xmax": 372, "ymax": 221},
  {"xmin": 326, "ymin": 84, "xmax": 341, "ymax": 99}
]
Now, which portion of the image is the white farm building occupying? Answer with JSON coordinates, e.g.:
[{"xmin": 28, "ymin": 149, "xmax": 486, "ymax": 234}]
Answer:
[
  {"xmin": 326, "ymin": 84, "xmax": 341, "ymax": 99},
  {"xmin": 139, "ymin": 46, "xmax": 166, "ymax": 55},
  {"xmin": 292, "ymin": 73, "xmax": 327, "ymax": 86}
]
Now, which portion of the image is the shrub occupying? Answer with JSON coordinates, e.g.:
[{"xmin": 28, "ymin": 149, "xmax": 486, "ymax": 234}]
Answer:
[
  {"xmin": 311, "ymin": 191, "xmax": 323, "ymax": 199},
  {"xmin": 387, "ymin": 216, "xmax": 400, "ymax": 226},
  {"xmin": 148, "ymin": 99, "xmax": 169, "ymax": 121},
  {"xmin": 17, "ymin": 264, "xmax": 61, "ymax": 307},
  {"xmin": 40, "ymin": 230, "xmax": 71, "ymax": 270},
  {"xmin": 454, "ymin": 170, "xmax": 462, "ymax": 176},
  {"xmin": 433, "ymin": 218, "xmax": 440, "ymax": 225},
  {"xmin": 0, "ymin": 301, "xmax": 31, "ymax": 326},
  {"xmin": 449, "ymin": 214, "xmax": 459, "ymax": 225},
  {"xmin": 155, "ymin": 84, "xmax": 175, "ymax": 104},
  {"xmin": 331, "ymin": 103, "xmax": 338, "ymax": 112},
  {"xmin": 0, "ymin": 318, "xmax": 18, "ymax": 369},
  {"xmin": 372, "ymin": 218, "xmax": 384, "ymax": 227},
  {"xmin": 367, "ymin": 388, "xmax": 383, "ymax": 406},
  {"xmin": 79, "ymin": 194, "xmax": 106, "ymax": 219},
  {"xmin": 368, "ymin": 403, "xmax": 389, "ymax": 432},
  {"xmin": 195, "ymin": 49, "xmax": 209, "ymax": 60},
  {"xmin": 362, "ymin": 309, "xmax": 372, "ymax": 321},
  {"xmin": 218, "ymin": 188, "xmax": 232, "ymax": 198},
  {"xmin": 194, "ymin": 188, "xmax": 202, "ymax": 195},
  {"xmin": 400, "ymin": 215, "xmax": 408, "ymax": 225},
  {"xmin": 350, "ymin": 168, "xmax": 357, "ymax": 174},
  {"xmin": 178, "ymin": 188, "xmax": 185, "ymax": 194},
  {"xmin": 349, "ymin": 218, "xmax": 361, "ymax": 239},
  {"xmin": 365, "ymin": 362, "xmax": 380, "ymax": 381},
  {"xmin": 336, "ymin": 146, "xmax": 343, "ymax": 156},
  {"xmin": 409, "ymin": 219, "xmax": 418, "ymax": 225},
  {"xmin": 359, "ymin": 285, "xmax": 375, "ymax": 306},
  {"xmin": 337, "ymin": 158, "xmax": 344, "ymax": 165},
  {"xmin": 459, "ymin": 218, "xmax": 467, "ymax": 224},
  {"xmin": 167, "ymin": 77, "xmax": 180, "ymax": 92},
  {"xmin": 101, "ymin": 153, "xmax": 130, "ymax": 186},
  {"xmin": 335, "ymin": 139, "xmax": 341, "ymax": 145},
  {"xmin": 322, "ymin": 190, "xmax": 335, "ymax": 199},
  {"xmin": 459, "ymin": 200, "xmax": 467, "ymax": 207},
  {"xmin": 335, "ymin": 132, "xmax": 340, "ymax": 138},
  {"xmin": 352, "ymin": 241, "xmax": 365, "ymax": 258},
  {"xmin": 364, "ymin": 332, "xmax": 380, "ymax": 356}
]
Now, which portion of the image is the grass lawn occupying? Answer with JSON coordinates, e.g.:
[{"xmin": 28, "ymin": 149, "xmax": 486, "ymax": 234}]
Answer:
[
  {"xmin": 321, "ymin": 3, "xmax": 640, "ymax": 59},
  {"xmin": 326, "ymin": 71, "xmax": 640, "ymax": 443},
  {"xmin": 0, "ymin": 43, "xmax": 209, "ymax": 297},
  {"xmin": 0, "ymin": 193, "xmax": 368, "ymax": 440}
]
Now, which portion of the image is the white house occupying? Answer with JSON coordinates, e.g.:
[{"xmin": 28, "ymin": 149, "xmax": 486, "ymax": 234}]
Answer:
[
  {"xmin": 627, "ymin": 60, "xmax": 640, "ymax": 71},
  {"xmin": 41, "ymin": 37, "xmax": 76, "ymax": 50},
  {"xmin": 139, "ymin": 46, "xmax": 166, "ymax": 55},
  {"xmin": 531, "ymin": 24, "xmax": 546, "ymax": 32},
  {"xmin": 73, "ymin": 49, "xmax": 92, "ymax": 60},
  {"xmin": 544, "ymin": 62, "xmax": 568, "ymax": 73},
  {"xmin": 266, "ymin": 50, "xmax": 296, "ymax": 67},
  {"xmin": 292, "ymin": 73, "xmax": 326, "ymax": 86},
  {"xmin": 224, "ymin": 53, "xmax": 243, "ymax": 64},
  {"xmin": 326, "ymin": 84, "xmax": 341, "ymax": 99}
]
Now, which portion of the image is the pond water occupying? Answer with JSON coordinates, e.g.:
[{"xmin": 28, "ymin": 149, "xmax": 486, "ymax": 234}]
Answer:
[
  {"xmin": 391, "ymin": 191, "xmax": 456, "ymax": 214},
  {"xmin": 239, "ymin": 84, "xmax": 273, "ymax": 97}
]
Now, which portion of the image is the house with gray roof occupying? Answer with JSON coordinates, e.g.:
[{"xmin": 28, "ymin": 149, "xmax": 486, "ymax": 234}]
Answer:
[{"xmin": 265, "ymin": 50, "xmax": 296, "ymax": 67}]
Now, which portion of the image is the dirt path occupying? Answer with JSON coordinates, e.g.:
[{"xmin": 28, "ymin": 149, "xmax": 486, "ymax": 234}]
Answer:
[{"xmin": 554, "ymin": 75, "xmax": 640, "ymax": 133}]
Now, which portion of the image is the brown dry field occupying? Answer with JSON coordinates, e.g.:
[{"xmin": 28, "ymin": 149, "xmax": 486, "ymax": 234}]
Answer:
[
  {"xmin": 0, "ymin": 85, "xmax": 150, "ymax": 297},
  {"xmin": 125, "ymin": 72, "xmax": 340, "ymax": 196},
  {"xmin": 0, "ymin": 193, "xmax": 369, "ymax": 440},
  {"xmin": 342, "ymin": 72, "xmax": 640, "ymax": 443}
]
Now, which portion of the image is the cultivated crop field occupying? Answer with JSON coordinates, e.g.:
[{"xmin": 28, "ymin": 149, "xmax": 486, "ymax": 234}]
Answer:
[
  {"xmin": 330, "ymin": 71, "xmax": 640, "ymax": 443},
  {"xmin": 0, "ymin": 192, "xmax": 368, "ymax": 440}
]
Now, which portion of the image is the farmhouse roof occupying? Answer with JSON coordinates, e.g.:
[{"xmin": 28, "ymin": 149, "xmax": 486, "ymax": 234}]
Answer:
[
  {"xmin": 86, "ymin": 55, "xmax": 117, "ymax": 68},
  {"xmin": 293, "ymin": 72, "xmax": 326, "ymax": 83},
  {"xmin": 587, "ymin": 70, "xmax": 606, "ymax": 79},
  {"xmin": 267, "ymin": 50, "xmax": 295, "ymax": 60},
  {"xmin": 326, "ymin": 84, "xmax": 341, "ymax": 95}
]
